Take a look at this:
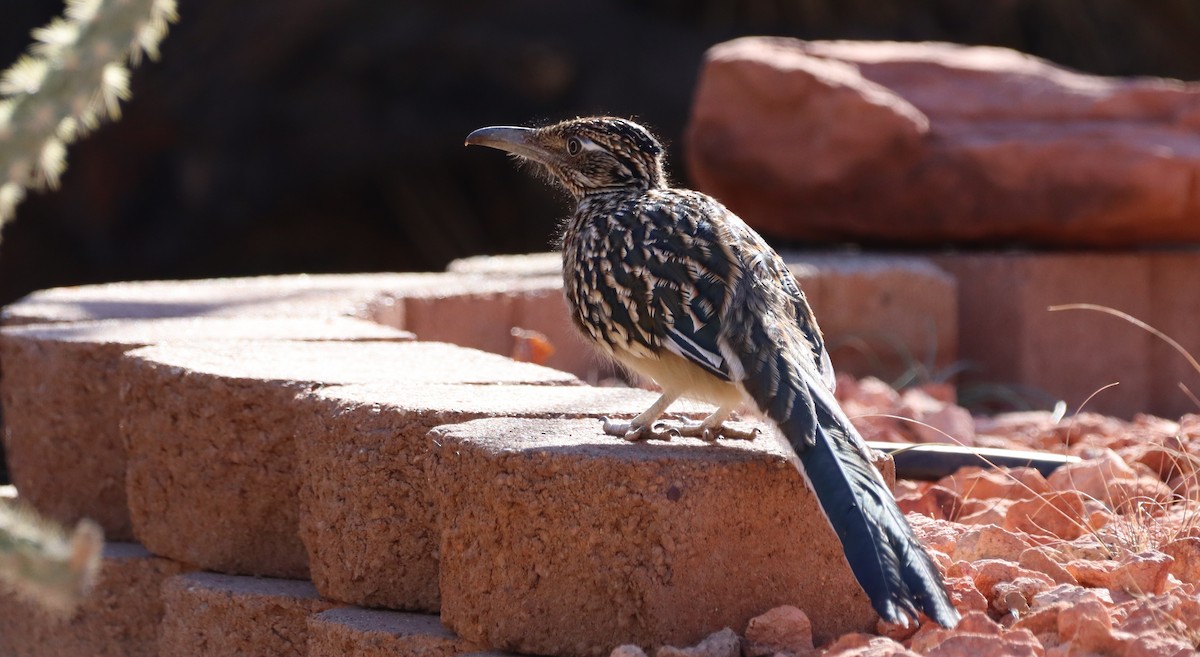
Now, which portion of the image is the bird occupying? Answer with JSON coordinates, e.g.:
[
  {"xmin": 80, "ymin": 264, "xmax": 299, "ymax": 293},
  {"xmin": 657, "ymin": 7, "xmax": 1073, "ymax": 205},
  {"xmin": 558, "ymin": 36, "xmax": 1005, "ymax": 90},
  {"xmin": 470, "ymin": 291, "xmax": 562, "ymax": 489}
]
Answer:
[{"xmin": 465, "ymin": 116, "xmax": 960, "ymax": 629}]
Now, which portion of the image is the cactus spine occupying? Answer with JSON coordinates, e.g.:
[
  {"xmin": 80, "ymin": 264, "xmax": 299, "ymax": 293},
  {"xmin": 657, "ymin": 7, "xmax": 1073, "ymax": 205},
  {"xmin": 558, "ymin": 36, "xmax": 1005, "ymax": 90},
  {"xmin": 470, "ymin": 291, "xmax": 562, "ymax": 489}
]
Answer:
[
  {"xmin": 0, "ymin": 499, "xmax": 103, "ymax": 613},
  {"xmin": 0, "ymin": 0, "xmax": 179, "ymax": 226}
]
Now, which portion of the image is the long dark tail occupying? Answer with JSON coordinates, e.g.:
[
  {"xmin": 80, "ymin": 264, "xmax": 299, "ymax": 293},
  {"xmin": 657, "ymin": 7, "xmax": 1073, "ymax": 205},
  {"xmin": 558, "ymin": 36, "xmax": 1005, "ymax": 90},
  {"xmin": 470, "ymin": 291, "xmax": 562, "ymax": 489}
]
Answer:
[{"xmin": 742, "ymin": 352, "xmax": 960, "ymax": 628}]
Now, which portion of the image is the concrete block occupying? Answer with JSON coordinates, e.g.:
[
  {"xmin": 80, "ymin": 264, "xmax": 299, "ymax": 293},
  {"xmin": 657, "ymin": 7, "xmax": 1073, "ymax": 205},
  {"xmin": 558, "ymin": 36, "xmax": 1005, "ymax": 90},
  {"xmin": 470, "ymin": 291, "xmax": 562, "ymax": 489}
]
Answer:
[
  {"xmin": 120, "ymin": 341, "xmax": 580, "ymax": 578},
  {"xmin": 785, "ymin": 253, "xmax": 957, "ymax": 383},
  {"xmin": 0, "ymin": 317, "xmax": 410, "ymax": 540},
  {"xmin": 0, "ymin": 542, "xmax": 191, "ymax": 657},
  {"xmin": 430, "ymin": 417, "xmax": 879, "ymax": 656},
  {"xmin": 307, "ymin": 607, "xmax": 484, "ymax": 657},
  {"xmin": 0, "ymin": 273, "xmax": 435, "ymax": 326},
  {"xmin": 297, "ymin": 383, "xmax": 711, "ymax": 612},
  {"xmin": 933, "ymin": 250, "xmax": 1200, "ymax": 418},
  {"xmin": 159, "ymin": 573, "xmax": 337, "ymax": 657}
]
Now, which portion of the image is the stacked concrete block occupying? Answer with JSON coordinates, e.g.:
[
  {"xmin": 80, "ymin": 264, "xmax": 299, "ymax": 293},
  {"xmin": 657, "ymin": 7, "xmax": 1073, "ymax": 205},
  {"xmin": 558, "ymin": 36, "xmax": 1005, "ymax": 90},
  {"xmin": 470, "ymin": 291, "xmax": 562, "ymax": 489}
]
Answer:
[
  {"xmin": 296, "ymin": 383, "xmax": 712, "ymax": 612},
  {"xmin": 307, "ymin": 607, "xmax": 485, "ymax": 657},
  {"xmin": 935, "ymin": 250, "xmax": 1200, "ymax": 418},
  {"xmin": 159, "ymin": 573, "xmax": 338, "ymax": 657},
  {"xmin": 430, "ymin": 417, "xmax": 885, "ymax": 656},
  {"xmin": 120, "ymin": 340, "xmax": 581, "ymax": 578},
  {"xmin": 0, "ymin": 543, "xmax": 193, "ymax": 657},
  {"xmin": 0, "ymin": 317, "xmax": 411, "ymax": 540}
]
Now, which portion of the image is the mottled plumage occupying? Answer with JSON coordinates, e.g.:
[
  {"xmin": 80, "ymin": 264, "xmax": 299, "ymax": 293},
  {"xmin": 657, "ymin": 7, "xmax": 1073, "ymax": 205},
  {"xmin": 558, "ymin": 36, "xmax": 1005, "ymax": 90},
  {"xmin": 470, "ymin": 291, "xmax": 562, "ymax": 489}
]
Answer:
[{"xmin": 466, "ymin": 116, "xmax": 959, "ymax": 629}]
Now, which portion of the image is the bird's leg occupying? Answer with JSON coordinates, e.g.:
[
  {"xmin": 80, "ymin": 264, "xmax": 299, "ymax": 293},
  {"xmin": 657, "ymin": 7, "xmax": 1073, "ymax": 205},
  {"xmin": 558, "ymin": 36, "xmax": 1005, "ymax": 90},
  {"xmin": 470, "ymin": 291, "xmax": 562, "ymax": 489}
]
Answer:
[
  {"xmin": 602, "ymin": 391, "xmax": 679, "ymax": 441},
  {"xmin": 671, "ymin": 405, "xmax": 761, "ymax": 442}
]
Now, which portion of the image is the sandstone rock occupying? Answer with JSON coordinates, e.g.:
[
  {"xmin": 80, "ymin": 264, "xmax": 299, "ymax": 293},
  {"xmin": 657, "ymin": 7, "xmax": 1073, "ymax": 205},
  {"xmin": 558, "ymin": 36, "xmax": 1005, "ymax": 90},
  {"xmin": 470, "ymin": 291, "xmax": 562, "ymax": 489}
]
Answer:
[
  {"xmin": 1067, "ymin": 552, "xmax": 1173, "ymax": 595},
  {"xmin": 1018, "ymin": 548, "xmax": 1077, "ymax": 586},
  {"xmin": 910, "ymin": 611, "xmax": 1041, "ymax": 657},
  {"xmin": 1160, "ymin": 537, "xmax": 1200, "ymax": 584},
  {"xmin": 656, "ymin": 628, "xmax": 741, "ymax": 657},
  {"xmin": 952, "ymin": 525, "xmax": 1032, "ymax": 563},
  {"xmin": 431, "ymin": 417, "xmax": 879, "ymax": 656},
  {"xmin": 896, "ymin": 485, "xmax": 963, "ymax": 522},
  {"xmin": 743, "ymin": 605, "xmax": 814, "ymax": 656},
  {"xmin": 612, "ymin": 646, "xmax": 650, "ymax": 657},
  {"xmin": 896, "ymin": 388, "xmax": 975, "ymax": 445},
  {"xmin": 1004, "ymin": 491, "xmax": 1089, "ymax": 540},
  {"xmin": 821, "ymin": 634, "xmax": 921, "ymax": 657},
  {"xmin": 687, "ymin": 37, "xmax": 1200, "ymax": 248},
  {"xmin": 938, "ymin": 467, "xmax": 1050, "ymax": 503},
  {"xmin": 1046, "ymin": 449, "xmax": 1138, "ymax": 505}
]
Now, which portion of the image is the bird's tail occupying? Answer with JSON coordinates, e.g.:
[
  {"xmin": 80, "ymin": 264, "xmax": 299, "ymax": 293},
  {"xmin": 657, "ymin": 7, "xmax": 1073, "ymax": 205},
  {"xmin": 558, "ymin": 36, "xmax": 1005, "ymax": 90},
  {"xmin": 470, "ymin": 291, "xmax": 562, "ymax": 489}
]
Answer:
[{"xmin": 742, "ymin": 351, "xmax": 960, "ymax": 628}]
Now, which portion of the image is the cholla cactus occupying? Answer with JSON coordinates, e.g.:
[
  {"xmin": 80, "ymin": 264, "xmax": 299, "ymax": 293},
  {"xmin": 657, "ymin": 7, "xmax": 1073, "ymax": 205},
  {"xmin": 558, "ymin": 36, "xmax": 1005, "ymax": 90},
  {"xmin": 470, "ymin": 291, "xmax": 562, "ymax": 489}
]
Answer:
[
  {"xmin": 0, "ymin": 499, "xmax": 103, "ymax": 614},
  {"xmin": 0, "ymin": 0, "xmax": 178, "ymax": 225}
]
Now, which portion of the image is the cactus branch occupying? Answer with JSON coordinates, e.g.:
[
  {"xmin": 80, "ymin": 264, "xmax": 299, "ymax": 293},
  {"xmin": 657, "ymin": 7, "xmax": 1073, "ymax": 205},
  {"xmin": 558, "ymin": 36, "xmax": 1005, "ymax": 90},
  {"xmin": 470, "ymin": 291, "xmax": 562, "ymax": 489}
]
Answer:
[
  {"xmin": 0, "ymin": 0, "xmax": 178, "ymax": 226},
  {"xmin": 0, "ymin": 499, "xmax": 104, "ymax": 614}
]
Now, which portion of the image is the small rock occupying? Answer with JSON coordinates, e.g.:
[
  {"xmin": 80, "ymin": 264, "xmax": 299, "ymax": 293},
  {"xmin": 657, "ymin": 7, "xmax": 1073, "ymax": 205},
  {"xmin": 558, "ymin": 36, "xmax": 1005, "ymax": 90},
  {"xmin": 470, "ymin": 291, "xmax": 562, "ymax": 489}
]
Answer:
[
  {"xmin": 1047, "ymin": 449, "xmax": 1137, "ymax": 497},
  {"xmin": 743, "ymin": 606, "xmax": 813, "ymax": 656},
  {"xmin": 957, "ymin": 559, "xmax": 1055, "ymax": 614},
  {"xmin": 938, "ymin": 467, "xmax": 1050, "ymax": 502},
  {"xmin": 1017, "ymin": 547, "xmax": 1077, "ymax": 585},
  {"xmin": 953, "ymin": 525, "xmax": 1032, "ymax": 562},
  {"xmin": 897, "ymin": 388, "xmax": 976, "ymax": 444},
  {"xmin": 1067, "ymin": 551, "xmax": 1173, "ymax": 595},
  {"xmin": 911, "ymin": 611, "xmax": 1042, "ymax": 657},
  {"xmin": 657, "ymin": 628, "xmax": 740, "ymax": 657},
  {"xmin": 1004, "ymin": 491, "xmax": 1089, "ymax": 540},
  {"xmin": 613, "ymin": 646, "xmax": 650, "ymax": 657},
  {"xmin": 897, "ymin": 485, "xmax": 963, "ymax": 521},
  {"xmin": 820, "ymin": 633, "xmax": 921, "ymax": 657},
  {"xmin": 1161, "ymin": 537, "xmax": 1200, "ymax": 585}
]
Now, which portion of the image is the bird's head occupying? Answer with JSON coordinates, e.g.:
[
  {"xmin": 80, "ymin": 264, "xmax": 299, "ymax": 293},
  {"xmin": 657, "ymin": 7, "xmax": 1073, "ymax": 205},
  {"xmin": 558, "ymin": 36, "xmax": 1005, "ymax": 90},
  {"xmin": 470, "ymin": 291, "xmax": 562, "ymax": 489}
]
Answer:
[{"xmin": 465, "ymin": 116, "xmax": 667, "ymax": 200}]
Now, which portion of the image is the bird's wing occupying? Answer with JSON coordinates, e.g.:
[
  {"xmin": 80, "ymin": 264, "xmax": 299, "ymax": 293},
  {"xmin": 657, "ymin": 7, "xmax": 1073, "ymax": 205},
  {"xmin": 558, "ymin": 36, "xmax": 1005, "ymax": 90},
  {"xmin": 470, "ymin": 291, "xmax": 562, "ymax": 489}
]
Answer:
[{"xmin": 604, "ymin": 191, "xmax": 831, "ymax": 389}]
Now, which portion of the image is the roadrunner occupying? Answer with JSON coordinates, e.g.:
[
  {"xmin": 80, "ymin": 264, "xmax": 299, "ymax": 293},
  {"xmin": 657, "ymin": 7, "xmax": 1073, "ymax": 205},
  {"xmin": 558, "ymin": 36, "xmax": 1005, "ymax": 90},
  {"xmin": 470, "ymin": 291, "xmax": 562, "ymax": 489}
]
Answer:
[{"xmin": 466, "ymin": 116, "xmax": 959, "ymax": 628}]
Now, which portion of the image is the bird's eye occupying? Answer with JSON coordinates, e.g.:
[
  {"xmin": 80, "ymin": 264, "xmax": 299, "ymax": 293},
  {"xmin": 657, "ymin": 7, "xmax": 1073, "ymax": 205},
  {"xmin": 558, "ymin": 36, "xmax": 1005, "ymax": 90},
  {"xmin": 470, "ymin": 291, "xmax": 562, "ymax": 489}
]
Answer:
[{"xmin": 567, "ymin": 137, "xmax": 582, "ymax": 156}]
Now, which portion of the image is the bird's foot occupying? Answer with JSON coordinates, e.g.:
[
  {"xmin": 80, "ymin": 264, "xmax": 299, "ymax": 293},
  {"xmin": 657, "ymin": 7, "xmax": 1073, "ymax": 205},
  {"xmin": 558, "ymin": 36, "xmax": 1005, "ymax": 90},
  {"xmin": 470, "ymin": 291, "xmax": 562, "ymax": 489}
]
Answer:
[
  {"xmin": 600, "ymin": 417, "xmax": 676, "ymax": 441},
  {"xmin": 671, "ymin": 420, "xmax": 761, "ymax": 442}
]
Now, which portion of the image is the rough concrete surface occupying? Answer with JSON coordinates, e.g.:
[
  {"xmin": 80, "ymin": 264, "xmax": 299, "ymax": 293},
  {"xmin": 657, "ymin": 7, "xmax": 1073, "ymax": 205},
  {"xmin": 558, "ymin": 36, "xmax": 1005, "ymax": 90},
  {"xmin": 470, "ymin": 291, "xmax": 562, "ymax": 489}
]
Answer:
[
  {"xmin": 307, "ymin": 607, "xmax": 484, "ymax": 657},
  {"xmin": 430, "ymin": 417, "xmax": 881, "ymax": 657},
  {"xmin": 0, "ymin": 317, "xmax": 410, "ymax": 540},
  {"xmin": 120, "ymin": 340, "xmax": 581, "ymax": 579},
  {"xmin": 0, "ymin": 543, "xmax": 192, "ymax": 657},
  {"xmin": 297, "ymin": 382, "xmax": 713, "ymax": 612},
  {"xmin": 159, "ymin": 572, "xmax": 338, "ymax": 657}
]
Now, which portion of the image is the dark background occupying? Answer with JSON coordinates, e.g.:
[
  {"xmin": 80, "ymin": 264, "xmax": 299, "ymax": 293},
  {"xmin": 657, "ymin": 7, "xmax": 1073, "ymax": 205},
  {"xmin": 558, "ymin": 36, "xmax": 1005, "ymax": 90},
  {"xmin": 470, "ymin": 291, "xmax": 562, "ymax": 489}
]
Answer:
[{"xmin": 3, "ymin": 0, "xmax": 1200, "ymax": 306}]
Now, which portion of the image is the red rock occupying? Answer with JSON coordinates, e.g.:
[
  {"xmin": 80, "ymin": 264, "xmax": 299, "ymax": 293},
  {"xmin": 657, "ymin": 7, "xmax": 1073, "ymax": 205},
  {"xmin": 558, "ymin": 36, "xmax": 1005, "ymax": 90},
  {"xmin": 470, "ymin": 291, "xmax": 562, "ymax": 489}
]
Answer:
[
  {"xmin": 821, "ymin": 634, "xmax": 921, "ymax": 657},
  {"xmin": 655, "ymin": 628, "xmax": 740, "ymax": 657},
  {"xmin": 612, "ymin": 646, "xmax": 649, "ymax": 657},
  {"xmin": 952, "ymin": 525, "xmax": 1032, "ymax": 563},
  {"xmin": 1047, "ymin": 450, "xmax": 1137, "ymax": 497},
  {"xmin": 1067, "ymin": 552, "xmax": 1173, "ymax": 596},
  {"xmin": 939, "ymin": 467, "xmax": 1051, "ymax": 503},
  {"xmin": 1017, "ymin": 548, "xmax": 1077, "ymax": 586},
  {"xmin": 1004, "ymin": 491, "xmax": 1089, "ymax": 540},
  {"xmin": 943, "ymin": 576, "xmax": 989, "ymax": 616},
  {"xmin": 905, "ymin": 515, "xmax": 970, "ymax": 556},
  {"xmin": 897, "ymin": 485, "xmax": 964, "ymax": 522},
  {"xmin": 896, "ymin": 389, "xmax": 975, "ymax": 445},
  {"xmin": 910, "ymin": 611, "xmax": 1042, "ymax": 657},
  {"xmin": 687, "ymin": 38, "xmax": 1200, "ymax": 248},
  {"xmin": 1160, "ymin": 537, "xmax": 1200, "ymax": 584},
  {"xmin": 955, "ymin": 499, "xmax": 1015, "ymax": 527},
  {"xmin": 954, "ymin": 560, "xmax": 1055, "ymax": 616},
  {"xmin": 743, "ymin": 606, "xmax": 814, "ymax": 656}
]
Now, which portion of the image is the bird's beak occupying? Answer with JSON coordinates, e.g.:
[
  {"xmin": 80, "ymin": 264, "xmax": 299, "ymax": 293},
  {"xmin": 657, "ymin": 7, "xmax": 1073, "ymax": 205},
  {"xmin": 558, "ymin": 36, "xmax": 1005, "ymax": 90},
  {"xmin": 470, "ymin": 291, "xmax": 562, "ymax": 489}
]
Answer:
[{"xmin": 464, "ymin": 126, "xmax": 552, "ymax": 164}]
